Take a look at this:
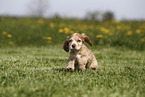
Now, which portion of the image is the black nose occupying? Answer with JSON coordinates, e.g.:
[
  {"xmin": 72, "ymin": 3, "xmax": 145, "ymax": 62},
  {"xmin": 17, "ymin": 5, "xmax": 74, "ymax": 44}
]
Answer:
[{"xmin": 72, "ymin": 44, "xmax": 76, "ymax": 48}]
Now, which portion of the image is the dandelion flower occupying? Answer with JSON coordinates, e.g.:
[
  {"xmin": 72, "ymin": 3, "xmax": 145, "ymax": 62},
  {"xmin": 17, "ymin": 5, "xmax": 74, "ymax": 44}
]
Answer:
[
  {"xmin": 2, "ymin": 31, "xmax": 7, "ymax": 35},
  {"xmin": 50, "ymin": 23, "xmax": 55, "ymax": 28},
  {"xmin": 100, "ymin": 27, "xmax": 105, "ymax": 32},
  {"xmin": 136, "ymin": 29, "xmax": 141, "ymax": 34},
  {"xmin": 43, "ymin": 37, "xmax": 52, "ymax": 40},
  {"xmin": 58, "ymin": 29, "xmax": 63, "ymax": 33},
  {"xmin": 127, "ymin": 31, "xmax": 132, "ymax": 35},
  {"xmin": 7, "ymin": 34, "xmax": 12, "ymax": 38},
  {"xmin": 96, "ymin": 35, "xmax": 103, "ymax": 38},
  {"xmin": 116, "ymin": 26, "xmax": 121, "ymax": 30},
  {"xmin": 38, "ymin": 19, "xmax": 43, "ymax": 24},
  {"xmin": 64, "ymin": 27, "xmax": 69, "ymax": 34},
  {"xmin": 104, "ymin": 29, "xmax": 109, "ymax": 33}
]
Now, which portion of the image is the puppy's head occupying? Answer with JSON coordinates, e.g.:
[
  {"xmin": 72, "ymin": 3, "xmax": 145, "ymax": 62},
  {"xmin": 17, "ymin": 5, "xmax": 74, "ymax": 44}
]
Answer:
[{"xmin": 63, "ymin": 33, "xmax": 92, "ymax": 52}]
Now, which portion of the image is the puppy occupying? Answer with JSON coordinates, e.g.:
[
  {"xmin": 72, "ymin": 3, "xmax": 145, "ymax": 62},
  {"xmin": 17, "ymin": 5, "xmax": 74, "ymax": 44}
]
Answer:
[{"xmin": 63, "ymin": 33, "xmax": 98, "ymax": 71}]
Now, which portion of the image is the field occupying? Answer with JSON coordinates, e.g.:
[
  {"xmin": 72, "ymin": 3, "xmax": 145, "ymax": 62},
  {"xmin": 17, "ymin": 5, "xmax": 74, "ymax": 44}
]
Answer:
[
  {"xmin": 0, "ymin": 18, "xmax": 145, "ymax": 97},
  {"xmin": 0, "ymin": 18, "xmax": 145, "ymax": 50}
]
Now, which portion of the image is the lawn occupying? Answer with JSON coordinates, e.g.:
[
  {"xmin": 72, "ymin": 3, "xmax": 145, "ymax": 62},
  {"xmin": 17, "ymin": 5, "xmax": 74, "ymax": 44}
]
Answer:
[{"xmin": 0, "ymin": 45, "xmax": 145, "ymax": 97}]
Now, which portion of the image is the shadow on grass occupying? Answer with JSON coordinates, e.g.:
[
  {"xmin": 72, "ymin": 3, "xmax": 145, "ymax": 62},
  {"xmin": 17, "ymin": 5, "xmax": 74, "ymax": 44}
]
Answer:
[
  {"xmin": 53, "ymin": 67, "xmax": 77, "ymax": 73},
  {"xmin": 53, "ymin": 67, "xmax": 98, "ymax": 73},
  {"xmin": 53, "ymin": 67, "xmax": 67, "ymax": 72}
]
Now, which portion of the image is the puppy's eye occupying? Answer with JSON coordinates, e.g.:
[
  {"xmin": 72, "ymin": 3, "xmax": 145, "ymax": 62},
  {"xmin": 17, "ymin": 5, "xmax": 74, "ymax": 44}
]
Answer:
[
  {"xmin": 77, "ymin": 40, "xmax": 81, "ymax": 42},
  {"xmin": 69, "ymin": 40, "xmax": 72, "ymax": 42}
]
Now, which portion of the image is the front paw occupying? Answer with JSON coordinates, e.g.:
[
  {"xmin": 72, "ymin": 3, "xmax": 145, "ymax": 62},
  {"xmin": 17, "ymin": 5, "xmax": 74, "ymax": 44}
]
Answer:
[
  {"xmin": 78, "ymin": 65, "xmax": 86, "ymax": 71},
  {"xmin": 66, "ymin": 66, "xmax": 74, "ymax": 71}
]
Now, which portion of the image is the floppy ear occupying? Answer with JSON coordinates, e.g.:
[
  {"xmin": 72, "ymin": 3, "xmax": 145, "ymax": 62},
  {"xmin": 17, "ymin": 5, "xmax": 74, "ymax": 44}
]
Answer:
[
  {"xmin": 81, "ymin": 33, "xmax": 92, "ymax": 46},
  {"xmin": 63, "ymin": 37, "xmax": 70, "ymax": 52}
]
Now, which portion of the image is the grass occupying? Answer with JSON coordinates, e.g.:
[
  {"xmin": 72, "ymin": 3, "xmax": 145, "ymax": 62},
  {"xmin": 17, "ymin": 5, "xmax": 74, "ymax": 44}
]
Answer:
[
  {"xmin": 0, "ymin": 45, "xmax": 145, "ymax": 97},
  {"xmin": 0, "ymin": 17, "xmax": 145, "ymax": 96},
  {"xmin": 0, "ymin": 18, "xmax": 145, "ymax": 50}
]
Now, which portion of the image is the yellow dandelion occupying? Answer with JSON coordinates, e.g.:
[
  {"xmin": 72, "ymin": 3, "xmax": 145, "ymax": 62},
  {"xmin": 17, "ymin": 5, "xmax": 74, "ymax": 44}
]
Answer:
[
  {"xmin": 100, "ymin": 27, "xmax": 109, "ymax": 33},
  {"xmin": 100, "ymin": 27, "xmax": 105, "ymax": 31},
  {"xmin": 96, "ymin": 35, "xmax": 103, "ymax": 38},
  {"xmin": 58, "ymin": 29, "xmax": 63, "ymax": 33},
  {"xmin": 38, "ymin": 19, "xmax": 43, "ymax": 24},
  {"xmin": 64, "ymin": 27, "xmax": 69, "ymax": 34},
  {"xmin": 127, "ymin": 31, "xmax": 132, "ymax": 35},
  {"xmin": 49, "ymin": 23, "xmax": 55, "ymax": 28},
  {"xmin": 7, "ymin": 34, "xmax": 12, "ymax": 38},
  {"xmin": 136, "ymin": 29, "xmax": 141, "ymax": 34},
  {"xmin": 3, "ymin": 31, "xmax": 7, "ymax": 35},
  {"xmin": 116, "ymin": 26, "xmax": 121, "ymax": 30},
  {"xmin": 43, "ymin": 37, "xmax": 52, "ymax": 40},
  {"xmin": 104, "ymin": 29, "xmax": 109, "ymax": 33}
]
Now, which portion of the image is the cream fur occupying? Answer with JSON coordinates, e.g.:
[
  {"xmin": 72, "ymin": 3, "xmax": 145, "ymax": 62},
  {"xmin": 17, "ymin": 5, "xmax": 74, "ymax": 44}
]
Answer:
[{"xmin": 63, "ymin": 33, "xmax": 98, "ymax": 71}]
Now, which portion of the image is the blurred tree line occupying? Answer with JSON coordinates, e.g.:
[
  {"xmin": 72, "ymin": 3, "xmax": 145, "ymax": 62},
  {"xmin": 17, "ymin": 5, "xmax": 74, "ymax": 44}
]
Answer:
[
  {"xmin": 27, "ymin": 0, "xmax": 114, "ymax": 21},
  {"xmin": 50, "ymin": 11, "xmax": 115, "ymax": 21},
  {"xmin": 85, "ymin": 11, "xmax": 115, "ymax": 21}
]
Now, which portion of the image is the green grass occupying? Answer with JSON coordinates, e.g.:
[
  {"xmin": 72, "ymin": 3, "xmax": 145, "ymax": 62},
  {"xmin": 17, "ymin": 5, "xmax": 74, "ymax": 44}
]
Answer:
[
  {"xmin": 0, "ymin": 17, "xmax": 145, "ymax": 97},
  {"xmin": 0, "ymin": 18, "xmax": 145, "ymax": 50},
  {"xmin": 0, "ymin": 45, "xmax": 145, "ymax": 97}
]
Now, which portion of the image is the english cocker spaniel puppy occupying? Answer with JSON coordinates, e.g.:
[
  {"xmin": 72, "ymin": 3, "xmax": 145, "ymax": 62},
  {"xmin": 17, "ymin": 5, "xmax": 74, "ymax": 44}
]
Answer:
[{"xmin": 63, "ymin": 33, "xmax": 98, "ymax": 71}]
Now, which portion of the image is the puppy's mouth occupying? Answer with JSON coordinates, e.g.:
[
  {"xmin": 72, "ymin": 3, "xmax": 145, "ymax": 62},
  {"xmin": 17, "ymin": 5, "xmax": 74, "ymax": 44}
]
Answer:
[
  {"xmin": 70, "ymin": 47, "xmax": 77, "ymax": 50},
  {"xmin": 70, "ymin": 48, "xmax": 77, "ymax": 50}
]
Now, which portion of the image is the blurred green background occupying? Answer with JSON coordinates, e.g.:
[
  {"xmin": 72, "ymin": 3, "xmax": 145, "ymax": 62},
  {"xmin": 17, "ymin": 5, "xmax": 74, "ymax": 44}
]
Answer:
[{"xmin": 0, "ymin": 17, "xmax": 144, "ymax": 50}]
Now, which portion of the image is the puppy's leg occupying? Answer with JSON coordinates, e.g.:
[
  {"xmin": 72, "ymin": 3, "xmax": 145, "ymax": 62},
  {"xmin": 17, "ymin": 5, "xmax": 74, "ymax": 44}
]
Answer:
[
  {"xmin": 89, "ymin": 57, "xmax": 98, "ymax": 70},
  {"xmin": 77, "ymin": 58, "xmax": 87, "ymax": 71},
  {"xmin": 66, "ymin": 57, "xmax": 75, "ymax": 71}
]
